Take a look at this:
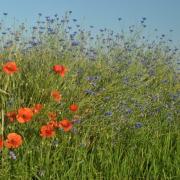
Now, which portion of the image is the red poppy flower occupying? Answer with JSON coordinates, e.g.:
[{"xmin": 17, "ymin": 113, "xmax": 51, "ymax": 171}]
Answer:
[
  {"xmin": 16, "ymin": 108, "xmax": 33, "ymax": 123},
  {"xmin": 5, "ymin": 133, "xmax": 23, "ymax": 149},
  {"xmin": 48, "ymin": 112, "xmax": 57, "ymax": 121},
  {"xmin": 3, "ymin": 61, "xmax": 19, "ymax": 75},
  {"xmin": 51, "ymin": 90, "xmax": 62, "ymax": 102},
  {"xmin": 58, "ymin": 119, "xmax": 73, "ymax": 132},
  {"xmin": 53, "ymin": 65, "xmax": 68, "ymax": 77},
  {"xmin": 69, "ymin": 104, "xmax": 79, "ymax": 112},
  {"xmin": 6, "ymin": 111, "xmax": 17, "ymax": 122},
  {"xmin": 40, "ymin": 125, "xmax": 55, "ymax": 138},
  {"xmin": 0, "ymin": 136, "xmax": 3, "ymax": 149},
  {"xmin": 47, "ymin": 120, "xmax": 58, "ymax": 128},
  {"xmin": 32, "ymin": 104, "xmax": 43, "ymax": 114}
]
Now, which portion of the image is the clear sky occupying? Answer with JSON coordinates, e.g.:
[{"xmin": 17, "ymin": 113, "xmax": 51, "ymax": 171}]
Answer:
[{"xmin": 0, "ymin": 0, "xmax": 180, "ymax": 46}]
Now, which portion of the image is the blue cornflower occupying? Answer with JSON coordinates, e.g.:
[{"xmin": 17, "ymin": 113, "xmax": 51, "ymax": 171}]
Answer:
[
  {"xmin": 126, "ymin": 108, "xmax": 133, "ymax": 114},
  {"xmin": 130, "ymin": 29, "xmax": 133, "ymax": 33},
  {"xmin": 47, "ymin": 27, "xmax": 53, "ymax": 32},
  {"xmin": 105, "ymin": 111, "xmax": 113, "ymax": 116},
  {"xmin": 45, "ymin": 16, "xmax": 50, "ymax": 21},
  {"xmin": 32, "ymin": 26, "xmax": 38, "ymax": 30},
  {"xmin": 50, "ymin": 19, "xmax": 55, "ymax": 23},
  {"xmin": 135, "ymin": 122, "xmax": 143, "ymax": 129},
  {"xmin": 39, "ymin": 26, "xmax": 45, "ymax": 30},
  {"xmin": 84, "ymin": 89, "xmax": 95, "ymax": 95},
  {"xmin": 86, "ymin": 76, "xmax": 99, "ymax": 82},
  {"xmin": 71, "ymin": 41, "xmax": 79, "ymax": 46},
  {"xmin": 148, "ymin": 69, "xmax": 155, "ymax": 76}
]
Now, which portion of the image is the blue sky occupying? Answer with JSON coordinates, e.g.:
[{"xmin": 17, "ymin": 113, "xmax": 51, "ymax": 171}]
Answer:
[{"xmin": 1, "ymin": 0, "xmax": 180, "ymax": 46}]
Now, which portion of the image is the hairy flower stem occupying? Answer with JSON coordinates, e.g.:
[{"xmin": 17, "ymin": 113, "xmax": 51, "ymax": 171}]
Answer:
[{"xmin": 1, "ymin": 76, "xmax": 10, "ymax": 167}]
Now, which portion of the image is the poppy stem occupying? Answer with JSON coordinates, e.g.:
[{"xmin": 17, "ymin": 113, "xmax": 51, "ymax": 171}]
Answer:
[
  {"xmin": 1, "ymin": 108, "xmax": 4, "ymax": 168},
  {"xmin": 1, "ymin": 76, "xmax": 10, "ymax": 167}
]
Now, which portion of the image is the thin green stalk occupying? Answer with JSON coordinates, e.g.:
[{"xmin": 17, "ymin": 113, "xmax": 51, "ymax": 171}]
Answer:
[
  {"xmin": 0, "ymin": 89, "xmax": 9, "ymax": 95},
  {"xmin": 1, "ymin": 75, "xmax": 10, "ymax": 167},
  {"xmin": 1, "ymin": 107, "xmax": 4, "ymax": 167}
]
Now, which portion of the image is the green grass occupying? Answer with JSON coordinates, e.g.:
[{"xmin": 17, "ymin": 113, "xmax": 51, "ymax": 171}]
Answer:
[{"xmin": 0, "ymin": 21, "xmax": 180, "ymax": 179}]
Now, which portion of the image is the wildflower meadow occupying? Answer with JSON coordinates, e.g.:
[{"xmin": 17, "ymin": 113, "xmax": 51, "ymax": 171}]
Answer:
[{"xmin": 0, "ymin": 12, "xmax": 179, "ymax": 179}]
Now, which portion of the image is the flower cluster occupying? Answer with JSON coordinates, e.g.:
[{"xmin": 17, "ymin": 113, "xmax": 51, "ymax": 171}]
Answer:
[{"xmin": 1, "ymin": 61, "xmax": 79, "ymax": 150}]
